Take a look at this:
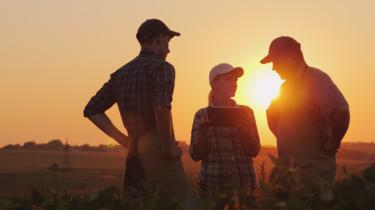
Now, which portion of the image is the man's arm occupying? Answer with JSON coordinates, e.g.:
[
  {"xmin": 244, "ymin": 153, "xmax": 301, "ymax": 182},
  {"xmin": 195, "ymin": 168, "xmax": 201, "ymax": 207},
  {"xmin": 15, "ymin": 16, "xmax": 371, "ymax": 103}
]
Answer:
[
  {"xmin": 83, "ymin": 74, "xmax": 129, "ymax": 147},
  {"xmin": 153, "ymin": 62, "xmax": 180, "ymax": 159},
  {"xmin": 324, "ymin": 105, "xmax": 350, "ymax": 151},
  {"xmin": 310, "ymin": 75, "xmax": 350, "ymax": 152},
  {"xmin": 87, "ymin": 113, "xmax": 129, "ymax": 148},
  {"xmin": 266, "ymin": 100, "xmax": 280, "ymax": 136},
  {"xmin": 155, "ymin": 107, "xmax": 181, "ymax": 159},
  {"xmin": 266, "ymin": 83, "xmax": 284, "ymax": 136},
  {"xmin": 170, "ymin": 112, "xmax": 176, "ymax": 143}
]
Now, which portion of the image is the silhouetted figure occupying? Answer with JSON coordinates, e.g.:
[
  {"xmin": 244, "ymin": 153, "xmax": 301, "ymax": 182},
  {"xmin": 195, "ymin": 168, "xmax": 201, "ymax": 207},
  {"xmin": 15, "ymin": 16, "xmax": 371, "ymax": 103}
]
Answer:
[
  {"xmin": 261, "ymin": 36, "xmax": 350, "ymax": 199},
  {"xmin": 83, "ymin": 19, "xmax": 188, "ymax": 201},
  {"xmin": 189, "ymin": 63, "xmax": 260, "ymax": 196}
]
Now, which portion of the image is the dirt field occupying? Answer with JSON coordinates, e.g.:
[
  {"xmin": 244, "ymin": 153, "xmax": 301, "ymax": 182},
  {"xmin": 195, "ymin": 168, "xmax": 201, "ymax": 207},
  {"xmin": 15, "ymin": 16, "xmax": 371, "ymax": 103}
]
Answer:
[{"xmin": 0, "ymin": 147, "xmax": 373, "ymax": 196}]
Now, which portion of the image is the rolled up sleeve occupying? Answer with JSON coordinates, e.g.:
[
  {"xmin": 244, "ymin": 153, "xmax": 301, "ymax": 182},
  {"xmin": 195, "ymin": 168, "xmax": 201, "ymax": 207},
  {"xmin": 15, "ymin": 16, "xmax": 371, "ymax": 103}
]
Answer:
[
  {"xmin": 153, "ymin": 63, "xmax": 175, "ymax": 110},
  {"xmin": 83, "ymin": 75, "xmax": 116, "ymax": 117}
]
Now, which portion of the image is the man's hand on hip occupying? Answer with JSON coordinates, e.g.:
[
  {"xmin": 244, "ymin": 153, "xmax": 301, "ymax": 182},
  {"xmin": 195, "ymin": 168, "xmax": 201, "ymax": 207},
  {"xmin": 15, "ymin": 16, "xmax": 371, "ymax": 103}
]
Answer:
[
  {"xmin": 161, "ymin": 143, "xmax": 182, "ymax": 160},
  {"xmin": 87, "ymin": 113, "xmax": 129, "ymax": 148}
]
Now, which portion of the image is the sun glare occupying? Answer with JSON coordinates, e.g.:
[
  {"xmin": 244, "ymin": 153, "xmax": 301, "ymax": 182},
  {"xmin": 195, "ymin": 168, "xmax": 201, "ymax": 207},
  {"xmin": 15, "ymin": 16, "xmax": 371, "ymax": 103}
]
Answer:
[{"xmin": 237, "ymin": 67, "xmax": 283, "ymax": 110}]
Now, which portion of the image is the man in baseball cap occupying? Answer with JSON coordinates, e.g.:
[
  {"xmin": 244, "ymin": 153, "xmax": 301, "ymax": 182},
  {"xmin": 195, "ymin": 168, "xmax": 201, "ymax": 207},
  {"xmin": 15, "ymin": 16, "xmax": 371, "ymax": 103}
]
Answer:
[
  {"xmin": 136, "ymin": 19, "xmax": 180, "ymax": 43},
  {"xmin": 260, "ymin": 36, "xmax": 302, "ymax": 64},
  {"xmin": 84, "ymin": 19, "xmax": 188, "ymax": 200},
  {"xmin": 261, "ymin": 36, "xmax": 350, "ymax": 199},
  {"xmin": 135, "ymin": 18, "xmax": 181, "ymax": 60}
]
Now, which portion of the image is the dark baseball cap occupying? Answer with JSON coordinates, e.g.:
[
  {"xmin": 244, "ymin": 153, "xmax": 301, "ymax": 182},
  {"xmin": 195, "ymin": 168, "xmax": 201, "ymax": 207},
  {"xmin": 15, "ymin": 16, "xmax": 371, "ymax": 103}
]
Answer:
[
  {"xmin": 260, "ymin": 36, "xmax": 301, "ymax": 64},
  {"xmin": 136, "ymin": 19, "xmax": 181, "ymax": 42}
]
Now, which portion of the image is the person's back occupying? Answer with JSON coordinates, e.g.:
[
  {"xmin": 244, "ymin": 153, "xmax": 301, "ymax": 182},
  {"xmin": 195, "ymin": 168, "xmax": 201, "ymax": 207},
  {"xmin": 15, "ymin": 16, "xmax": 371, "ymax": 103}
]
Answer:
[
  {"xmin": 83, "ymin": 19, "xmax": 189, "ymax": 202},
  {"xmin": 98, "ymin": 51, "xmax": 175, "ymax": 140}
]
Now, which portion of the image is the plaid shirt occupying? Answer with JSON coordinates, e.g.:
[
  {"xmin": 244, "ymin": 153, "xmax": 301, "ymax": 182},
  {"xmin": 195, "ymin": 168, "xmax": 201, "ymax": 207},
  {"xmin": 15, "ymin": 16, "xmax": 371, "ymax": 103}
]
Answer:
[
  {"xmin": 83, "ymin": 50, "xmax": 175, "ymax": 140},
  {"xmin": 189, "ymin": 106, "xmax": 260, "ymax": 192}
]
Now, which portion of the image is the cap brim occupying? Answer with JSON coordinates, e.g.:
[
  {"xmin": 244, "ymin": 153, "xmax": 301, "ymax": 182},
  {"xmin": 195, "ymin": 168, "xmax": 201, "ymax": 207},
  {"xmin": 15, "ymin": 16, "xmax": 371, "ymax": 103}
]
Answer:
[
  {"xmin": 260, "ymin": 55, "xmax": 272, "ymax": 64},
  {"xmin": 230, "ymin": 67, "xmax": 244, "ymax": 78},
  {"xmin": 168, "ymin": 30, "xmax": 181, "ymax": 37}
]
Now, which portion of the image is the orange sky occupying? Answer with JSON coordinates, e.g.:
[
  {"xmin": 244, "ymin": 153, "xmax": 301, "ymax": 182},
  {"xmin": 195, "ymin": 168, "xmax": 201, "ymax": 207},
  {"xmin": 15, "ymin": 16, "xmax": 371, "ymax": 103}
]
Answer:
[{"xmin": 1, "ymin": 0, "xmax": 374, "ymax": 147}]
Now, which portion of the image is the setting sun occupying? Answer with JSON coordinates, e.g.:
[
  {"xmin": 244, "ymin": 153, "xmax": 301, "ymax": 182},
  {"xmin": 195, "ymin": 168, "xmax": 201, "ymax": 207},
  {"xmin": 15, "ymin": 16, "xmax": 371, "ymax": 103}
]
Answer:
[{"xmin": 237, "ymin": 67, "xmax": 283, "ymax": 110}]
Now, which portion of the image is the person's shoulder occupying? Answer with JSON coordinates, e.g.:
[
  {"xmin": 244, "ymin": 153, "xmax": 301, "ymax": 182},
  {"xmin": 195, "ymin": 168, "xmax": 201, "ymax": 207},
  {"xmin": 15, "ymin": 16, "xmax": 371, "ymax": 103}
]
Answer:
[
  {"xmin": 307, "ymin": 66, "xmax": 331, "ymax": 80},
  {"xmin": 196, "ymin": 107, "xmax": 208, "ymax": 115},
  {"xmin": 160, "ymin": 61, "xmax": 175, "ymax": 72},
  {"xmin": 111, "ymin": 57, "xmax": 138, "ymax": 75},
  {"xmin": 305, "ymin": 66, "xmax": 334, "ymax": 86},
  {"xmin": 147, "ymin": 60, "xmax": 175, "ymax": 76},
  {"xmin": 237, "ymin": 104, "xmax": 253, "ymax": 110},
  {"xmin": 237, "ymin": 105, "xmax": 254, "ymax": 114},
  {"xmin": 159, "ymin": 60, "xmax": 175, "ymax": 72},
  {"xmin": 194, "ymin": 107, "xmax": 208, "ymax": 118}
]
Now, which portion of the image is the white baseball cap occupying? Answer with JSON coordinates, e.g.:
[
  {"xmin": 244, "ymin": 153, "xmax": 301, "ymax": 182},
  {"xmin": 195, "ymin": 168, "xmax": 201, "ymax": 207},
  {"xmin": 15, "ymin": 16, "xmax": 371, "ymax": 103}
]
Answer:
[{"xmin": 209, "ymin": 63, "xmax": 244, "ymax": 85}]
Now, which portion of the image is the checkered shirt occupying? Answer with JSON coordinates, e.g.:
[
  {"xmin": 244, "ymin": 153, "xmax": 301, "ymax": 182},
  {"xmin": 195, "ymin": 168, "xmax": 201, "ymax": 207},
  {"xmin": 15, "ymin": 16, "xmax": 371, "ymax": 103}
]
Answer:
[
  {"xmin": 83, "ymin": 50, "xmax": 175, "ymax": 140},
  {"xmin": 189, "ymin": 106, "xmax": 259, "ymax": 192}
]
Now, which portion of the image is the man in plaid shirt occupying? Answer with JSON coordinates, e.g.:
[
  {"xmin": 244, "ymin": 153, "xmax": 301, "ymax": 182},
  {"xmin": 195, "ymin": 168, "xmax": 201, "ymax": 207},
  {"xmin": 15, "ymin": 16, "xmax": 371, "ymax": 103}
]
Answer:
[{"xmin": 83, "ymin": 19, "xmax": 188, "ymax": 199}]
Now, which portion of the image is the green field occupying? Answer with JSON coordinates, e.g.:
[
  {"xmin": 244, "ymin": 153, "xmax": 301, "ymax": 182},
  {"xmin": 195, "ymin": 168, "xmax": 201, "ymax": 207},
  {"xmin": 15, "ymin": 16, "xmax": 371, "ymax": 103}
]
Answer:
[{"xmin": 0, "ymin": 144, "xmax": 373, "ymax": 196}]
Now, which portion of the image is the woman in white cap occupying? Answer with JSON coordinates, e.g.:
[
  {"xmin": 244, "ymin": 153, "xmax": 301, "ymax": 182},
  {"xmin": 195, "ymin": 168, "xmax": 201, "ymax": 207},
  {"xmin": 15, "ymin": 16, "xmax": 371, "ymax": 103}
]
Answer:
[{"xmin": 189, "ymin": 63, "xmax": 261, "ymax": 196}]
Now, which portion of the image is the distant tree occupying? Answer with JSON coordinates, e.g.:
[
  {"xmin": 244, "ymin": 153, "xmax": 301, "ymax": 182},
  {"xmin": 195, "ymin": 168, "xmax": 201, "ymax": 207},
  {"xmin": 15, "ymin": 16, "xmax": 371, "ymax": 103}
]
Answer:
[
  {"xmin": 1, "ymin": 144, "xmax": 21, "ymax": 150},
  {"xmin": 23, "ymin": 141, "xmax": 37, "ymax": 149},
  {"xmin": 45, "ymin": 139, "xmax": 64, "ymax": 150},
  {"xmin": 109, "ymin": 144, "xmax": 126, "ymax": 152},
  {"xmin": 96, "ymin": 144, "xmax": 110, "ymax": 152},
  {"xmin": 79, "ymin": 144, "xmax": 91, "ymax": 151}
]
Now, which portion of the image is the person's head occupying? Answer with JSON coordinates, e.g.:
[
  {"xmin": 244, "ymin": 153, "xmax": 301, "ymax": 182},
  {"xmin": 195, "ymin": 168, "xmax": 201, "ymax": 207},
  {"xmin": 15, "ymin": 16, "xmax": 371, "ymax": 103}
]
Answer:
[
  {"xmin": 261, "ymin": 36, "xmax": 306, "ymax": 81},
  {"xmin": 136, "ymin": 19, "xmax": 180, "ymax": 59},
  {"xmin": 209, "ymin": 63, "xmax": 244, "ymax": 105}
]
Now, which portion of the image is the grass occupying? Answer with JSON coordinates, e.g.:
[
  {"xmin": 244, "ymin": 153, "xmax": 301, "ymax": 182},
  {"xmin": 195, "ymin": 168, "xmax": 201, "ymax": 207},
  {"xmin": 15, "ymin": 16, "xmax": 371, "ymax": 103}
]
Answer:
[
  {"xmin": 0, "ymin": 146, "xmax": 373, "ymax": 196},
  {"xmin": 0, "ymin": 153, "xmax": 374, "ymax": 210}
]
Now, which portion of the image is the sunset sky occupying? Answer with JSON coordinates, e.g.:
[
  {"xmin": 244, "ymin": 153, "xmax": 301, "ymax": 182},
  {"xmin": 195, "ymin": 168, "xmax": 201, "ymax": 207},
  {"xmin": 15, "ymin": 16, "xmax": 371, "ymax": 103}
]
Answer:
[{"xmin": 1, "ymin": 0, "xmax": 374, "ymax": 147}]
